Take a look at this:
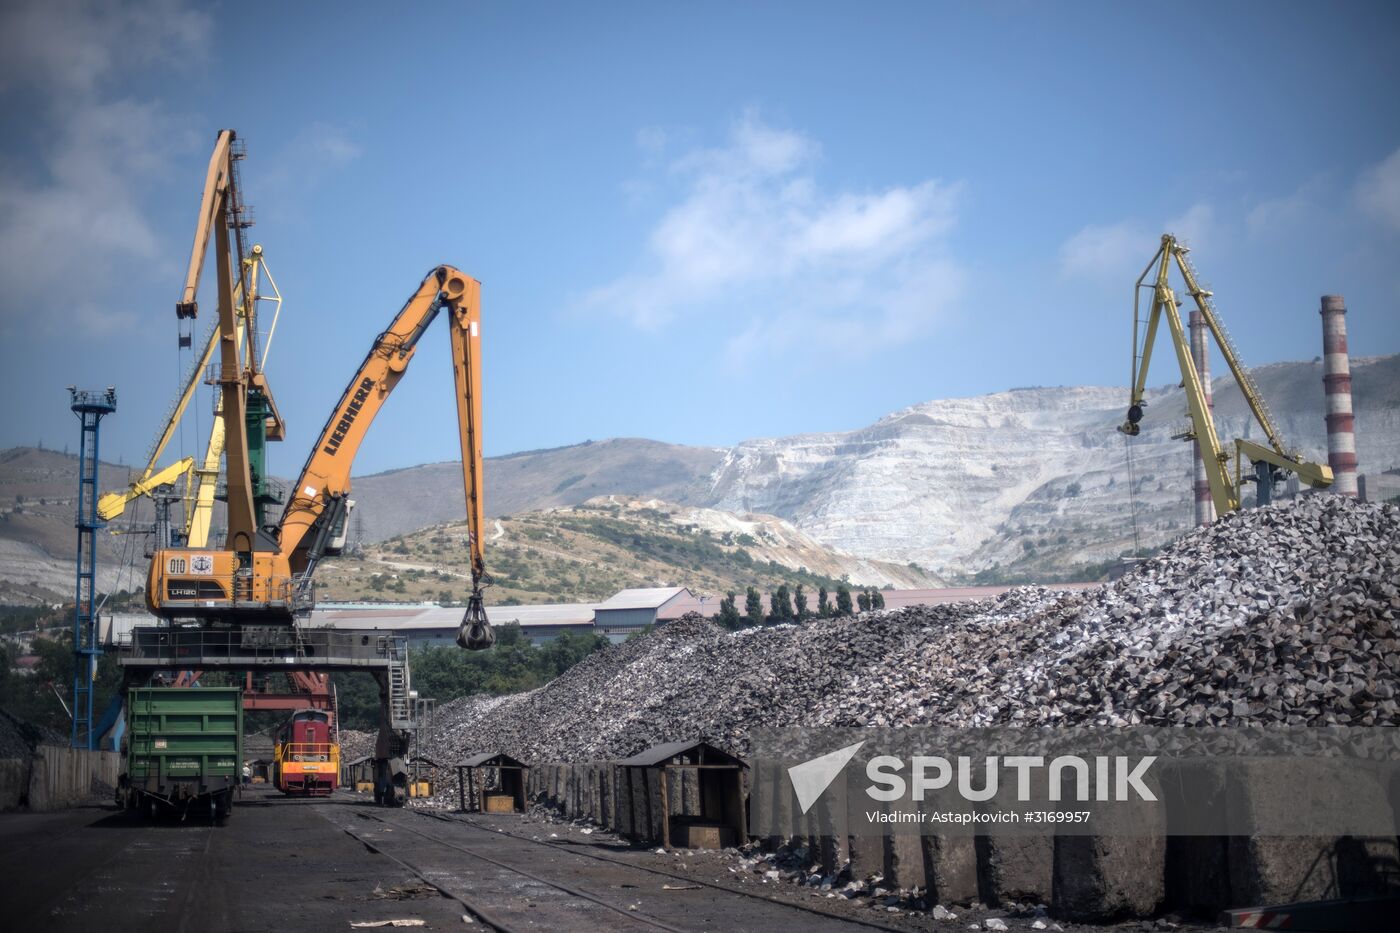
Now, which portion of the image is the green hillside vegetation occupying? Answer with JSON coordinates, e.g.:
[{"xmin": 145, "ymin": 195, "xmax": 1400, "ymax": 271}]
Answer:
[
  {"xmin": 331, "ymin": 621, "xmax": 609, "ymax": 729},
  {"xmin": 316, "ymin": 501, "xmax": 856, "ymax": 606}
]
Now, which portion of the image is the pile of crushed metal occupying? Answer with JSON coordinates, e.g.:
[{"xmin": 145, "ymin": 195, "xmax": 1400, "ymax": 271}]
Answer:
[
  {"xmin": 428, "ymin": 495, "xmax": 1400, "ymax": 767},
  {"xmin": 337, "ymin": 728, "xmax": 376, "ymax": 764}
]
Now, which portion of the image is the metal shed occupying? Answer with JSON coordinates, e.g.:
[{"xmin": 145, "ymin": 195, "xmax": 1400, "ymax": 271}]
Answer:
[
  {"xmin": 343, "ymin": 755, "xmax": 375, "ymax": 791},
  {"xmin": 456, "ymin": 752, "xmax": 530, "ymax": 813},
  {"xmin": 617, "ymin": 740, "xmax": 747, "ymax": 850}
]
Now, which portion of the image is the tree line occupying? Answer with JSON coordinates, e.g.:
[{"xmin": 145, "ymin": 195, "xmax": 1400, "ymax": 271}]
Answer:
[{"xmin": 715, "ymin": 583, "xmax": 886, "ymax": 629}]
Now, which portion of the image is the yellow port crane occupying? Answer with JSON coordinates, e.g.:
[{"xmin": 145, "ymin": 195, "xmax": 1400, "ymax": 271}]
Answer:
[
  {"xmin": 1118, "ymin": 234, "xmax": 1332, "ymax": 514},
  {"xmin": 147, "ymin": 264, "xmax": 495, "ymax": 650}
]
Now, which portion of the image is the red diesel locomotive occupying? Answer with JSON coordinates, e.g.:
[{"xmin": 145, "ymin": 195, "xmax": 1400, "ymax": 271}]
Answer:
[{"xmin": 272, "ymin": 708, "xmax": 339, "ymax": 796}]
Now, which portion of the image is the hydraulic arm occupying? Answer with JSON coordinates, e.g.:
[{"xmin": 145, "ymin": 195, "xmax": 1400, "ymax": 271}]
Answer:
[
  {"xmin": 1119, "ymin": 234, "xmax": 1332, "ymax": 514},
  {"xmin": 147, "ymin": 265, "xmax": 495, "ymax": 650}
]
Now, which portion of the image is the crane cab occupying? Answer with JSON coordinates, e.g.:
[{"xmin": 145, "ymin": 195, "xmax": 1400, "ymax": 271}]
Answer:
[{"xmin": 146, "ymin": 547, "xmax": 301, "ymax": 622}]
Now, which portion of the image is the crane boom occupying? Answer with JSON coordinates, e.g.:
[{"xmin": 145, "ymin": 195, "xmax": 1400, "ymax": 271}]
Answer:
[
  {"xmin": 278, "ymin": 266, "xmax": 484, "ymax": 582},
  {"xmin": 1120, "ymin": 234, "xmax": 1332, "ymax": 515}
]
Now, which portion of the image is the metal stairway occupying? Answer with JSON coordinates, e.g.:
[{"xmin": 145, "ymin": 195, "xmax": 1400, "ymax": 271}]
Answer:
[{"xmin": 384, "ymin": 636, "xmax": 412, "ymax": 730}]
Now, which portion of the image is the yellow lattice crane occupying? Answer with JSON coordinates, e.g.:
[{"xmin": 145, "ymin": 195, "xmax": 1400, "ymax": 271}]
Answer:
[
  {"xmin": 97, "ymin": 130, "xmax": 285, "ymax": 546},
  {"xmin": 1118, "ymin": 234, "xmax": 1332, "ymax": 514},
  {"xmin": 96, "ymin": 245, "xmax": 284, "ymax": 539}
]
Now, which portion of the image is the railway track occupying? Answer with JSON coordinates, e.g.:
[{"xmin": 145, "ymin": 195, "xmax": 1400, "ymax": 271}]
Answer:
[
  {"xmin": 414, "ymin": 809, "xmax": 916, "ymax": 932},
  {"xmin": 335, "ymin": 807, "xmax": 684, "ymax": 931},
  {"xmin": 324, "ymin": 802, "xmax": 910, "ymax": 933}
]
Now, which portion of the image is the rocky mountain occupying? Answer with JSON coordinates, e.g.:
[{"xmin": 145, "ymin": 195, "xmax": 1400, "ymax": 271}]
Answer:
[
  {"xmin": 708, "ymin": 355, "xmax": 1400, "ymax": 578},
  {"xmin": 349, "ymin": 438, "xmax": 723, "ymax": 542},
  {"xmin": 0, "ymin": 447, "xmax": 142, "ymax": 603},
  {"xmin": 4, "ymin": 353, "xmax": 1396, "ymax": 602},
  {"xmin": 344, "ymin": 354, "xmax": 1400, "ymax": 580}
]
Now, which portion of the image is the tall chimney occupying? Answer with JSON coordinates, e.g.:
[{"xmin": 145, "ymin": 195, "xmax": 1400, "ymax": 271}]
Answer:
[
  {"xmin": 1189, "ymin": 309, "xmax": 1216, "ymax": 524},
  {"xmin": 1320, "ymin": 295, "xmax": 1358, "ymax": 497}
]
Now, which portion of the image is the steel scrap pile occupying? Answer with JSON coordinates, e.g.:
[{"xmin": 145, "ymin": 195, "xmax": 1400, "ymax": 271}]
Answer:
[{"xmin": 427, "ymin": 495, "xmax": 1400, "ymax": 768}]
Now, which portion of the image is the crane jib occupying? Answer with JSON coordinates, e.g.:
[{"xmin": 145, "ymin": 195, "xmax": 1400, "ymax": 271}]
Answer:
[{"xmin": 322, "ymin": 377, "xmax": 375, "ymax": 456}]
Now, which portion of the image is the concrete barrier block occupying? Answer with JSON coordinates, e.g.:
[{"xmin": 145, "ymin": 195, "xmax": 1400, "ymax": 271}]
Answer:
[
  {"xmin": 976, "ymin": 833, "xmax": 1053, "ymax": 905},
  {"xmin": 1225, "ymin": 760, "xmax": 1398, "ymax": 903},
  {"xmin": 1052, "ymin": 769, "xmax": 1166, "ymax": 921},
  {"xmin": 1053, "ymin": 834, "xmax": 1165, "ymax": 920},
  {"xmin": 847, "ymin": 832, "xmax": 887, "ymax": 881},
  {"xmin": 0, "ymin": 758, "xmax": 26, "ymax": 810},
  {"xmin": 921, "ymin": 835, "xmax": 978, "ymax": 904}
]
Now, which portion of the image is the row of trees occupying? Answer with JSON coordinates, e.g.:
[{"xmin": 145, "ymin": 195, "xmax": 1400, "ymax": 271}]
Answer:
[{"xmin": 714, "ymin": 583, "xmax": 887, "ymax": 629}]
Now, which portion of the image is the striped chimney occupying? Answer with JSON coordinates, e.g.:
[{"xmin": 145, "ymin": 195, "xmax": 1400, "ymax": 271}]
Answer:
[
  {"xmin": 1320, "ymin": 295, "xmax": 1358, "ymax": 497},
  {"xmin": 1189, "ymin": 309, "xmax": 1216, "ymax": 525}
]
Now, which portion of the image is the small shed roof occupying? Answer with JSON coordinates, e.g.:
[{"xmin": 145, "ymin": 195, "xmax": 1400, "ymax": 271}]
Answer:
[
  {"xmin": 596, "ymin": 587, "xmax": 690, "ymax": 611},
  {"xmin": 457, "ymin": 751, "xmax": 530, "ymax": 769},
  {"xmin": 616, "ymin": 739, "xmax": 746, "ymax": 769}
]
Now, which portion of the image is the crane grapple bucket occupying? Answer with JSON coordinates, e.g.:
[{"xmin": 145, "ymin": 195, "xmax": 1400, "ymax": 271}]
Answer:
[{"xmin": 457, "ymin": 590, "xmax": 495, "ymax": 650}]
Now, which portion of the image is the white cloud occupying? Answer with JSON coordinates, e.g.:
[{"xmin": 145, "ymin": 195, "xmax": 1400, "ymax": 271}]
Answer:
[
  {"xmin": 1355, "ymin": 146, "xmax": 1400, "ymax": 232},
  {"xmin": 586, "ymin": 112, "xmax": 965, "ymax": 360},
  {"xmin": 1059, "ymin": 202, "xmax": 1215, "ymax": 283},
  {"xmin": 0, "ymin": 0, "xmax": 210, "ymax": 334},
  {"xmin": 1167, "ymin": 203, "xmax": 1215, "ymax": 252},
  {"xmin": 1058, "ymin": 220, "xmax": 1151, "ymax": 281},
  {"xmin": 0, "ymin": 0, "xmax": 208, "ymax": 99},
  {"xmin": 255, "ymin": 122, "xmax": 363, "ymax": 214},
  {"xmin": 1247, "ymin": 183, "xmax": 1316, "ymax": 237}
]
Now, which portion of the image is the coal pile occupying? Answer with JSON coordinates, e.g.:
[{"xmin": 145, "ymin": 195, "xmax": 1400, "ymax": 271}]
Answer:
[
  {"xmin": 426, "ymin": 496, "xmax": 1400, "ymax": 770},
  {"xmin": 0, "ymin": 709, "xmax": 61, "ymax": 761}
]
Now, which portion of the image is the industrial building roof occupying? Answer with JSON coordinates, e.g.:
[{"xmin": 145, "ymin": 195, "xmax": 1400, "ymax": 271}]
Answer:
[
  {"xmin": 595, "ymin": 587, "xmax": 691, "ymax": 611},
  {"xmin": 307, "ymin": 602, "xmax": 597, "ymax": 630}
]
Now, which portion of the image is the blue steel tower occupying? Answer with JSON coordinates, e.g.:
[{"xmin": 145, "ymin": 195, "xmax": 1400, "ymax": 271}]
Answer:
[{"xmin": 69, "ymin": 386, "xmax": 116, "ymax": 749}]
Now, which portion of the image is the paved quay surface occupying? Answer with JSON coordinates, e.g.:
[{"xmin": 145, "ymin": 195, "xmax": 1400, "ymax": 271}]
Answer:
[{"xmin": 0, "ymin": 787, "xmax": 907, "ymax": 932}]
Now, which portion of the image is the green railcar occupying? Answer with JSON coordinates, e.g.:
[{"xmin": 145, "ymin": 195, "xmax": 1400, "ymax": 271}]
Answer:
[{"xmin": 121, "ymin": 686, "xmax": 242, "ymax": 822}]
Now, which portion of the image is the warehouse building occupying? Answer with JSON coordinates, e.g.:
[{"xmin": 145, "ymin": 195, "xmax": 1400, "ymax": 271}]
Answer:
[
  {"xmin": 307, "ymin": 602, "xmax": 598, "ymax": 647},
  {"xmin": 591, "ymin": 587, "xmax": 698, "ymax": 642}
]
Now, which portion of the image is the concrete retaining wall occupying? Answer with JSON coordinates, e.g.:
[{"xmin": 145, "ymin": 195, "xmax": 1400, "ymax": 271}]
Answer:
[
  {"xmin": 526, "ymin": 760, "xmax": 1400, "ymax": 920},
  {"xmin": 0, "ymin": 744, "xmax": 121, "ymax": 812}
]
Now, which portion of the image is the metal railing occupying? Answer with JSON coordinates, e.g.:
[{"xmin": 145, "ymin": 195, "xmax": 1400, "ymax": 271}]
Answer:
[
  {"xmin": 275, "ymin": 742, "xmax": 338, "ymax": 766},
  {"xmin": 120, "ymin": 625, "xmax": 410, "ymax": 671}
]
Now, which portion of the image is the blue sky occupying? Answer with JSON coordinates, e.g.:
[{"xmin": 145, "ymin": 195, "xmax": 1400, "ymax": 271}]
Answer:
[{"xmin": 1, "ymin": 0, "xmax": 1397, "ymax": 477}]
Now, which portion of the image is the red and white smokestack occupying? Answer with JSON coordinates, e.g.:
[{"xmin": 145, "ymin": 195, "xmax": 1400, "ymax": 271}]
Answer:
[
  {"xmin": 1189, "ymin": 309, "xmax": 1216, "ymax": 525},
  {"xmin": 1320, "ymin": 295, "xmax": 1358, "ymax": 497}
]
